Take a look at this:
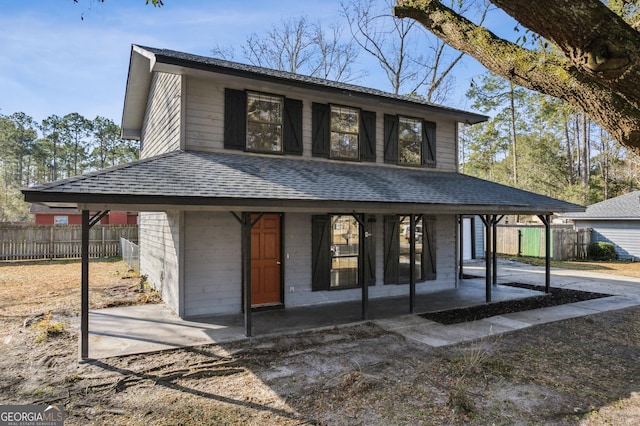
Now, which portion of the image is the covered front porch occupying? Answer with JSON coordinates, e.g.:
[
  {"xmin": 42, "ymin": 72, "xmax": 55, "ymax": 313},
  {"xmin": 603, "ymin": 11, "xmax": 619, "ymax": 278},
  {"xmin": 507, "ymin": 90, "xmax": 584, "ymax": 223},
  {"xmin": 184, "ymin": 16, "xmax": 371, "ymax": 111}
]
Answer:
[{"xmin": 88, "ymin": 274, "xmax": 542, "ymax": 359}]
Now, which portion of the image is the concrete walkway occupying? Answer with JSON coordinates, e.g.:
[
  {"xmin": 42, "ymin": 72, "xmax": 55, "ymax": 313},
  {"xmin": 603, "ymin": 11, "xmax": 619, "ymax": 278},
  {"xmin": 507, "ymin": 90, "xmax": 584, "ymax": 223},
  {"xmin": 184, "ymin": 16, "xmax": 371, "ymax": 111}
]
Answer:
[
  {"xmin": 377, "ymin": 260, "xmax": 640, "ymax": 347},
  {"xmin": 88, "ymin": 260, "xmax": 640, "ymax": 359}
]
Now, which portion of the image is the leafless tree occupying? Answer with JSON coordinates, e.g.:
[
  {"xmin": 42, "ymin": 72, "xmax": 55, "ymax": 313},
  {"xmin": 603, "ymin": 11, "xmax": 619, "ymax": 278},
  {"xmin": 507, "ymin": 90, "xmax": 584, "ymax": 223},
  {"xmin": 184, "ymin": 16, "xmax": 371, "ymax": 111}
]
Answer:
[
  {"xmin": 342, "ymin": 0, "xmax": 487, "ymax": 101},
  {"xmin": 212, "ymin": 16, "xmax": 362, "ymax": 83}
]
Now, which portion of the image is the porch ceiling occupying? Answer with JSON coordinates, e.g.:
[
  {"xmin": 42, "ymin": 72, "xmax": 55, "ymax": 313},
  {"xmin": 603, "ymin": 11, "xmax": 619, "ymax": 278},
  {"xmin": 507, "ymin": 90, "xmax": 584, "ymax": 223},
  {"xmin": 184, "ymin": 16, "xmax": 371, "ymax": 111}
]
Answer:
[{"xmin": 23, "ymin": 150, "xmax": 584, "ymax": 215}]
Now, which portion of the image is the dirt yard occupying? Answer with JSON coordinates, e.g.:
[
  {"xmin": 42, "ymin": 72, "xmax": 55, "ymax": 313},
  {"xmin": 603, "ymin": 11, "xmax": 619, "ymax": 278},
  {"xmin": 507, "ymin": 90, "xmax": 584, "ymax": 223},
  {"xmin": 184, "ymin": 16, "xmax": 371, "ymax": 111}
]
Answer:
[{"xmin": 1, "ymin": 259, "xmax": 639, "ymax": 425}]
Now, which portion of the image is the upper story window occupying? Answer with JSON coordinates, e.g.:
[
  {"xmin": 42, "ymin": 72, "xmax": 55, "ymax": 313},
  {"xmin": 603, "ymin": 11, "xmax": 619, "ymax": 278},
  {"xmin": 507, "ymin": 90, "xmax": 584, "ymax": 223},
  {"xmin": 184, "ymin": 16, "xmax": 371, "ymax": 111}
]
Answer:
[
  {"xmin": 398, "ymin": 117, "xmax": 422, "ymax": 165},
  {"xmin": 384, "ymin": 114, "xmax": 436, "ymax": 167},
  {"xmin": 312, "ymin": 103, "xmax": 376, "ymax": 162},
  {"xmin": 246, "ymin": 92, "xmax": 283, "ymax": 153},
  {"xmin": 224, "ymin": 88, "xmax": 302, "ymax": 155},
  {"xmin": 330, "ymin": 106, "xmax": 360, "ymax": 160}
]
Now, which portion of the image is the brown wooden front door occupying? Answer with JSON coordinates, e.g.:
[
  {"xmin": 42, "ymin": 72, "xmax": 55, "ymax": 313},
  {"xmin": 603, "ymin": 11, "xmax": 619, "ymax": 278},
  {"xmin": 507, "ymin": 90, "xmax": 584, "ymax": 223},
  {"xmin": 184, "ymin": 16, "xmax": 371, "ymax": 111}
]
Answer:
[{"xmin": 251, "ymin": 214, "xmax": 282, "ymax": 306}]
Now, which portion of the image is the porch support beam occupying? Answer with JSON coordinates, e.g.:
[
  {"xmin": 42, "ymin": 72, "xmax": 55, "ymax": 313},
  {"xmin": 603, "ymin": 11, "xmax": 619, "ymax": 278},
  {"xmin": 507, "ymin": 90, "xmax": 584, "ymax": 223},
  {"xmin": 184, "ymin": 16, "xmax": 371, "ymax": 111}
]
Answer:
[
  {"xmin": 492, "ymin": 215, "xmax": 504, "ymax": 285},
  {"xmin": 458, "ymin": 215, "xmax": 464, "ymax": 280},
  {"xmin": 409, "ymin": 214, "xmax": 416, "ymax": 313},
  {"xmin": 231, "ymin": 211, "xmax": 256, "ymax": 337},
  {"xmin": 89, "ymin": 210, "xmax": 110, "ymax": 227},
  {"xmin": 538, "ymin": 214, "xmax": 552, "ymax": 293},
  {"xmin": 241, "ymin": 212, "xmax": 253, "ymax": 337},
  {"xmin": 352, "ymin": 213, "xmax": 368, "ymax": 320},
  {"xmin": 479, "ymin": 215, "xmax": 495, "ymax": 303},
  {"xmin": 80, "ymin": 209, "xmax": 108, "ymax": 361},
  {"xmin": 80, "ymin": 210, "xmax": 90, "ymax": 360}
]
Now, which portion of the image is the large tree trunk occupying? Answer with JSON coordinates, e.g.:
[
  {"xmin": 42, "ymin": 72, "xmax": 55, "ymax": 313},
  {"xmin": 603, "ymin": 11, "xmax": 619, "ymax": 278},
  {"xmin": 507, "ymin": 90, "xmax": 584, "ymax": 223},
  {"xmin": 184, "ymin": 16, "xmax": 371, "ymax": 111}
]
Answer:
[
  {"xmin": 509, "ymin": 83, "xmax": 518, "ymax": 185},
  {"xmin": 563, "ymin": 115, "xmax": 574, "ymax": 185},
  {"xmin": 394, "ymin": 0, "xmax": 640, "ymax": 154}
]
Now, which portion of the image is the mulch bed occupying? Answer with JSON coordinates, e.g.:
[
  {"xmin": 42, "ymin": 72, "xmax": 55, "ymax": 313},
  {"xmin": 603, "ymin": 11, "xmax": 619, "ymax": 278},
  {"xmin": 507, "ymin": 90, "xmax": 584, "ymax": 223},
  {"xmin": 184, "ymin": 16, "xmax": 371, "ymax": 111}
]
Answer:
[{"xmin": 420, "ymin": 282, "xmax": 612, "ymax": 325}]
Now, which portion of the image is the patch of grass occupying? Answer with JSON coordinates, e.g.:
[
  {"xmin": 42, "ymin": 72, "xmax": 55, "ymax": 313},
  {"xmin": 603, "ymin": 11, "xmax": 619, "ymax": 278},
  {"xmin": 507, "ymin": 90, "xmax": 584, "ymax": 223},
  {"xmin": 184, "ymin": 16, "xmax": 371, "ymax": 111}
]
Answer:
[
  {"xmin": 137, "ymin": 278, "xmax": 161, "ymax": 304},
  {"xmin": 30, "ymin": 311, "xmax": 68, "ymax": 342},
  {"xmin": 64, "ymin": 374, "xmax": 82, "ymax": 383}
]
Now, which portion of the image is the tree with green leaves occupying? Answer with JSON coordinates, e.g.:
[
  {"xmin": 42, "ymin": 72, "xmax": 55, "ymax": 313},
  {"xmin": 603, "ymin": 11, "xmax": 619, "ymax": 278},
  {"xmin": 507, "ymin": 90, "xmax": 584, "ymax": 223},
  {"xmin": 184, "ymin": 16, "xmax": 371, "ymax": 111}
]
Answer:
[
  {"xmin": 61, "ymin": 112, "xmax": 92, "ymax": 176},
  {"xmin": 466, "ymin": 72, "xmax": 529, "ymax": 185},
  {"xmin": 0, "ymin": 111, "xmax": 140, "ymax": 222}
]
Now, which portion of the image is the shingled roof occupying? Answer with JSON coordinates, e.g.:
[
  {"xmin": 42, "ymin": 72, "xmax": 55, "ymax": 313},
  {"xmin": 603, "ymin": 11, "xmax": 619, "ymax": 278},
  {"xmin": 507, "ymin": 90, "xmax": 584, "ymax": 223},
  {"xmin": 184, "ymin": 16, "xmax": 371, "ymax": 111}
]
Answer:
[
  {"xmin": 122, "ymin": 45, "xmax": 488, "ymax": 139},
  {"xmin": 23, "ymin": 150, "xmax": 582, "ymax": 214},
  {"xmin": 564, "ymin": 190, "xmax": 640, "ymax": 220}
]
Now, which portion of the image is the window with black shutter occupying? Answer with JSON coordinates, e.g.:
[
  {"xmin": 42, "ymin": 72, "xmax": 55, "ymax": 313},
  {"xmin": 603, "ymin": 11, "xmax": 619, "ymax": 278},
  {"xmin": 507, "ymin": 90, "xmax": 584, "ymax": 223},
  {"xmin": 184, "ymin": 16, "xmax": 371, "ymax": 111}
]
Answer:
[
  {"xmin": 360, "ymin": 110, "xmax": 376, "ymax": 162},
  {"xmin": 384, "ymin": 214, "xmax": 436, "ymax": 284},
  {"xmin": 224, "ymin": 88, "xmax": 246, "ymax": 150},
  {"xmin": 312, "ymin": 214, "xmax": 374, "ymax": 291},
  {"xmin": 312, "ymin": 215, "xmax": 330, "ymax": 291},
  {"xmin": 313, "ymin": 103, "xmax": 376, "ymax": 162},
  {"xmin": 384, "ymin": 114, "xmax": 436, "ymax": 167},
  {"xmin": 224, "ymin": 88, "xmax": 303, "ymax": 155},
  {"xmin": 423, "ymin": 120, "xmax": 436, "ymax": 166}
]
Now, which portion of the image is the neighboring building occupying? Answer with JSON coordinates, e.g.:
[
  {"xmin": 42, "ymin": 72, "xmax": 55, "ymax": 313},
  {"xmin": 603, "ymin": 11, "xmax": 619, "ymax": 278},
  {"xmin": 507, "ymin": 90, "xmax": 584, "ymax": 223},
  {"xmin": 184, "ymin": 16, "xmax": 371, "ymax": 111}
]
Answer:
[
  {"xmin": 23, "ymin": 45, "xmax": 582, "ymax": 320},
  {"xmin": 564, "ymin": 190, "xmax": 640, "ymax": 261},
  {"xmin": 461, "ymin": 215, "xmax": 485, "ymax": 260},
  {"xmin": 29, "ymin": 204, "xmax": 138, "ymax": 225}
]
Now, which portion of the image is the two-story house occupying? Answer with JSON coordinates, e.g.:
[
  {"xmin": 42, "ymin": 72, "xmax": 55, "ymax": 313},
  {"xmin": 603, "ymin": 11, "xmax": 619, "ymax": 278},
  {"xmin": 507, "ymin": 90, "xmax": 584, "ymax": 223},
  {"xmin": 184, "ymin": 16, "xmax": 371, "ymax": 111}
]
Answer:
[{"xmin": 24, "ymin": 45, "xmax": 582, "ymax": 339}]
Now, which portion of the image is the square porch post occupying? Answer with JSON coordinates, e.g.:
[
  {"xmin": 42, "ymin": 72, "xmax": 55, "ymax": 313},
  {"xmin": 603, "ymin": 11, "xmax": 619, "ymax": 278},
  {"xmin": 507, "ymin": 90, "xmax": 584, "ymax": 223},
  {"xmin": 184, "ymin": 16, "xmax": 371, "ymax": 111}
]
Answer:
[
  {"xmin": 242, "ymin": 212, "xmax": 252, "ymax": 337},
  {"xmin": 538, "ymin": 214, "xmax": 552, "ymax": 293},
  {"xmin": 80, "ymin": 210, "xmax": 89, "ymax": 360},
  {"xmin": 480, "ymin": 215, "xmax": 492, "ymax": 303},
  {"xmin": 409, "ymin": 214, "xmax": 416, "ymax": 313}
]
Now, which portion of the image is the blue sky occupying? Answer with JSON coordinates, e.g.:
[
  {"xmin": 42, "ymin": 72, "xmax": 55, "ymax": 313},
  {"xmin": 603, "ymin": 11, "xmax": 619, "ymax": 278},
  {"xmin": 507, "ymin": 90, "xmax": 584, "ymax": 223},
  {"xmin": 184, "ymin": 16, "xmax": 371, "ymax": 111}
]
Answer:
[{"xmin": 0, "ymin": 0, "xmax": 506, "ymax": 126}]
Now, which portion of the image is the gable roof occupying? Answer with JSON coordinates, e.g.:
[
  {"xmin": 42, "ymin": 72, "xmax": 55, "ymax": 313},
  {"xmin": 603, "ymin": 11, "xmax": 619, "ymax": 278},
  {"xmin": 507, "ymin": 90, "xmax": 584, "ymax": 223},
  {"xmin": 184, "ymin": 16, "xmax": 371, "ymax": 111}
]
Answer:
[
  {"xmin": 564, "ymin": 190, "xmax": 640, "ymax": 220},
  {"xmin": 23, "ymin": 150, "xmax": 583, "ymax": 215},
  {"xmin": 29, "ymin": 204, "xmax": 80, "ymax": 215},
  {"xmin": 122, "ymin": 45, "xmax": 488, "ymax": 139}
]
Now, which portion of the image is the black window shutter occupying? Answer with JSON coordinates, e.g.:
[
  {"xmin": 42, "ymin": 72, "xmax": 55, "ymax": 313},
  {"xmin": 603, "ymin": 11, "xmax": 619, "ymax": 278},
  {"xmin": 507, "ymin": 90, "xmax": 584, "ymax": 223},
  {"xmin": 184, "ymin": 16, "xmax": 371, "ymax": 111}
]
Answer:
[
  {"xmin": 364, "ymin": 214, "xmax": 376, "ymax": 286},
  {"xmin": 283, "ymin": 98, "xmax": 303, "ymax": 155},
  {"xmin": 224, "ymin": 88, "xmax": 246, "ymax": 150},
  {"xmin": 311, "ymin": 215, "xmax": 330, "ymax": 291},
  {"xmin": 383, "ymin": 215, "xmax": 399, "ymax": 284},
  {"xmin": 312, "ymin": 103, "xmax": 330, "ymax": 158},
  {"xmin": 359, "ymin": 110, "xmax": 376, "ymax": 162},
  {"xmin": 422, "ymin": 120, "xmax": 436, "ymax": 166},
  {"xmin": 424, "ymin": 218, "xmax": 437, "ymax": 280},
  {"xmin": 384, "ymin": 114, "xmax": 398, "ymax": 163}
]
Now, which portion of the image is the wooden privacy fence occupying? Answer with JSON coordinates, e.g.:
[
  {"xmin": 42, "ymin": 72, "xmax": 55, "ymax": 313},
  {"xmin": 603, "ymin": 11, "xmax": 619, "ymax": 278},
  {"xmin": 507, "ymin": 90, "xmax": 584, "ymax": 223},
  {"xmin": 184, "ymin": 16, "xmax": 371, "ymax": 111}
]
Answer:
[
  {"xmin": 0, "ymin": 224, "xmax": 138, "ymax": 261},
  {"xmin": 496, "ymin": 225, "xmax": 591, "ymax": 260}
]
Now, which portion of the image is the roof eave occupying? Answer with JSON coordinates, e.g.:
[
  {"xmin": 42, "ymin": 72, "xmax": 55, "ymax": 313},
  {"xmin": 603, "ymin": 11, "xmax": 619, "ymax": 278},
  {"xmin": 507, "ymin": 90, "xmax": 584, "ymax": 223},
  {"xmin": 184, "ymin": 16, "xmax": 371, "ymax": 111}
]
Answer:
[
  {"xmin": 136, "ymin": 45, "xmax": 488, "ymax": 125},
  {"xmin": 22, "ymin": 190, "xmax": 579, "ymax": 215},
  {"xmin": 121, "ymin": 46, "xmax": 156, "ymax": 140}
]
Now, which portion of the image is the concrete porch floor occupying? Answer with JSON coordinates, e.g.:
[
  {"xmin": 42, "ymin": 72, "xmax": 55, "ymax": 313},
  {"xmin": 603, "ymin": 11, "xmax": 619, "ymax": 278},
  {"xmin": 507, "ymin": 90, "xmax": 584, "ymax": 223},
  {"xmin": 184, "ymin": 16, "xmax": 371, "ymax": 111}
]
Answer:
[
  {"xmin": 88, "ymin": 260, "xmax": 640, "ymax": 359},
  {"xmin": 89, "ymin": 276, "xmax": 540, "ymax": 359}
]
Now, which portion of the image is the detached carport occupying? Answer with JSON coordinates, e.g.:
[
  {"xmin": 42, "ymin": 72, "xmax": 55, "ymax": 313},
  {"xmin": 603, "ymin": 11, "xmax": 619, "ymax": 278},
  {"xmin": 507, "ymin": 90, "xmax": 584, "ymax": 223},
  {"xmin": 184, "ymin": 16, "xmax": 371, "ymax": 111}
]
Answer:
[{"xmin": 23, "ymin": 150, "xmax": 583, "ymax": 360}]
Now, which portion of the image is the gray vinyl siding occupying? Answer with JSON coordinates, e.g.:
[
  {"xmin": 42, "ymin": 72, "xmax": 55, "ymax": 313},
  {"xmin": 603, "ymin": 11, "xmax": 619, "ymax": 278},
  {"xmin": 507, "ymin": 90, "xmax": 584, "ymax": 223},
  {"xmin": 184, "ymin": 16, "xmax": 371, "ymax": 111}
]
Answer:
[
  {"xmin": 140, "ymin": 72, "xmax": 182, "ymax": 158},
  {"xmin": 139, "ymin": 211, "xmax": 183, "ymax": 314},
  {"xmin": 183, "ymin": 211, "xmax": 241, "ymax": 317},
  {"xmin": 184, "ymin": 77, "xmax": 224, "ymax": 152},
  {"xmin": 285, "ymin": 213, "xmax": 457, "ymax": 307},
  {"xmin": 179, "ymin": 212, "xmax": 457, "ymax": 316},
  {"xmin": 576, "ymin": 220, "xmax": 640, "ymax": 260},
  {"xmin": 183, "ymin": 75, "xmax": 459, "ymax": 172}
]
